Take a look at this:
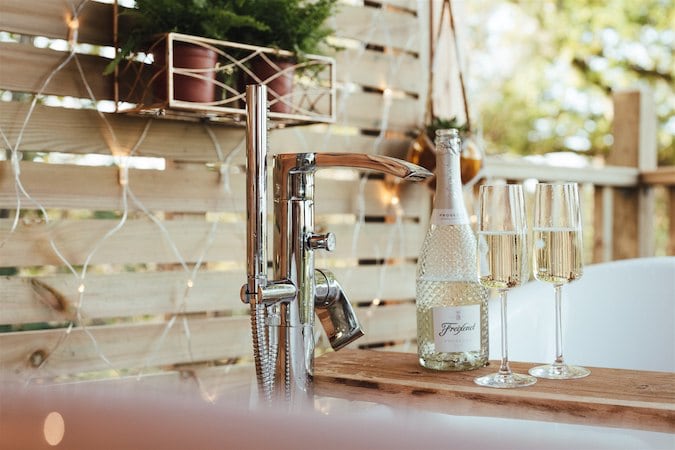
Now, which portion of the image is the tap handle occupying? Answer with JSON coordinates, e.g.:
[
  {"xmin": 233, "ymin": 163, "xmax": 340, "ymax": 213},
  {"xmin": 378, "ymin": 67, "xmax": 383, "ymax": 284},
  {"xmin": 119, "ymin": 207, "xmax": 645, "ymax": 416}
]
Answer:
[{"xmin": 307, "ymin": 232, "xmax": 336, "ymax": 251}]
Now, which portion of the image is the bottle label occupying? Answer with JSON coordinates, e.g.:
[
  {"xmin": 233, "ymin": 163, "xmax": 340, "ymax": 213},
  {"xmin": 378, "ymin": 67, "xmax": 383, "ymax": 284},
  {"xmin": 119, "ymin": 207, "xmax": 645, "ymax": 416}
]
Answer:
[
  {"xmin": 432, "ymin": 305, "xmax": 480, "ymax": 352},
  {"xmin": 431, "ymin": 208, "xmax": 469, "ymax": 225}
]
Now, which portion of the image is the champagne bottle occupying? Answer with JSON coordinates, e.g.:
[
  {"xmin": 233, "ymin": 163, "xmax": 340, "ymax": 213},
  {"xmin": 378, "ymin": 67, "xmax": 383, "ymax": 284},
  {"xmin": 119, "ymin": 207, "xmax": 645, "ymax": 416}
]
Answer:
[{"xmin": 416, "ymin": 129, "xmax": 489, "ymax": 371}]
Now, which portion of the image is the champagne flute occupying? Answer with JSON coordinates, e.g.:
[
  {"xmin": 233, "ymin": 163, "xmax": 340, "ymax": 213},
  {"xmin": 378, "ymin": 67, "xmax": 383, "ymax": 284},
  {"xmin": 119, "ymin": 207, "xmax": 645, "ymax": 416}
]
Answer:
[
  {"xmin": 474, "ymin": 184, "xmax": 537, "ymax": 388},
  {"xmin": 529, "ymin": 182, "xmax": 590, "ymax": 379}
]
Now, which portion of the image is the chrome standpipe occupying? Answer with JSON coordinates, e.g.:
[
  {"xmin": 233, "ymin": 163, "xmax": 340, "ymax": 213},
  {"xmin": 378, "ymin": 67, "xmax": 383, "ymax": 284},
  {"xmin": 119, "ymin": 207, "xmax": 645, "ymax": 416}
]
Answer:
[
  {"xmin": 242, "ymin": 85, "xmax": 432, "ymax": 407},
  {"xmin": 241, "ymin": 85, "xmax": 296, "ymax": 403}
]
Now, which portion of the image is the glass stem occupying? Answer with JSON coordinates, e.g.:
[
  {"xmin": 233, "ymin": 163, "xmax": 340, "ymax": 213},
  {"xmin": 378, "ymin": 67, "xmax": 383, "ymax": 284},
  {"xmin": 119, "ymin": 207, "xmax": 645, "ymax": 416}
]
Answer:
[
  {"xmin": 554, "ymin": 284, "xmax": 564, "ymax": 366},
  {"xmin": 498, "ymin": 289, "xmax": 511, "ymax": 375}
]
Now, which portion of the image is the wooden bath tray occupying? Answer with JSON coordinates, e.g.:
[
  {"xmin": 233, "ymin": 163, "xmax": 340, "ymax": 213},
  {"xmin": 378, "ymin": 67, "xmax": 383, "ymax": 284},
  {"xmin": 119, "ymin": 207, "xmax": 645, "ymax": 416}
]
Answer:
[{"xmin": 314, "ymin": 350, "xmax": 674, "ymax": 433}]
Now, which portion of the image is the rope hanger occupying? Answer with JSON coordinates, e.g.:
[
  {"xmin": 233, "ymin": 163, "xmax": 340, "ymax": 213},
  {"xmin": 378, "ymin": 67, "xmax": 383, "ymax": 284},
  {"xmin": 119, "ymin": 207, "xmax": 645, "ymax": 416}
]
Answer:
[{"xmin": 425, "ymin": 0, "xmax": 471, "ymax": 132}]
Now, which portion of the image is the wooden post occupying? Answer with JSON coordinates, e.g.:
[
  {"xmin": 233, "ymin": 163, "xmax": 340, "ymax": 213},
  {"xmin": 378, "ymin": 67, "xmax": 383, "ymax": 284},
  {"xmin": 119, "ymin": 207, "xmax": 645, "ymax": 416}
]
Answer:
[
  {"xmin": 669, "ymin": 186, "xmax": 675, "ymax": 256},
  {"xmin": 595, "ymin": 90, "xmax": 657, "ymax": 261}
]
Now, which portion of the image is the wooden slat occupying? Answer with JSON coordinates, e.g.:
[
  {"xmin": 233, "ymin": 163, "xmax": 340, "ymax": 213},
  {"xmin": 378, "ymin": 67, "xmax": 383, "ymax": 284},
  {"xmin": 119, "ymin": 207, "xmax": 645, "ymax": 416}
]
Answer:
[
  {"xmin": 379, "ymin": 0, "xmax": 419, "ymax": 11},
  {"xmin": 271, "ymin": 126, "xmax": 412, "ymax": 160},
  {"xmin": 315, "ymin": 350, "xmax": 675, "ymax": 433},
  {"xmin": 334, "ymin": 4, "xmax": 419, "ymax": 53},
  {"xmin": 0, "ymin": 316, "xmax": 252, "ymax": 378},
  {"xmin": 0, "ymin": 160, "xmax": 239, "ymax": 213},
  {"xmin": 0, "ymin": 161, "xmax": 428, "ymax": 215},
  {"xmin": 484, "ymin": 156, "xmax": 639, "ymax": 187},
  {"xmin": 337, "ymin": 90, "xmax": 419, "ymax": 132},
  {"xmin": 0, "ymin": 102, "xmax": 411, "ymax": 161},
  {"xmin": 0, "ymin": 271, "xmax": 248, "ymax": 325},
  {"xmin": 0, "ymin": 0, "xmax": 115, "ymax": 46},
  {"xmin": 0, "ymin": 42, "xmax": 112, "ymax": 100},
  {"xmin": 0, "ymin": 218, "xmax": 422, "ymax": 267},
  {"xmin": 641, "ymin": 166, "xmax": 675, "ymax": 186},
  {"xmin": 353, "ymin": 302, "xmax": 415, "ymax": 347},
  {"xmin": 592, "ymin": 186, "xmax": 612, "ymax": 263},
  {"xmin": 0, "ymin": 102, "xmax": 247, "ymax": 160},
  {"xmin": 335, "ymin": 48, "xmax": 422, "ymax": 94},
  {"xmin": 0, "ymin": 305, "xmax": 415, "ymax": 378},
  {"xmin": 336, "ymin": 263, "xmax": 416, "ymax": 302},
  {"xmin": 0, "ymin": 264, "xmax": 417, "ymax": 324}
]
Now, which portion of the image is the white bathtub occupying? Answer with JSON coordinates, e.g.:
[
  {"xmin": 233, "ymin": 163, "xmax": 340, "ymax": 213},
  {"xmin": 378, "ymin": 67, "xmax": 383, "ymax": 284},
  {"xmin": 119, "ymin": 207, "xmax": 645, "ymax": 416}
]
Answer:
[{"xmin": 2, "ymin": 381, "xmax": 672, "ymax": 450}]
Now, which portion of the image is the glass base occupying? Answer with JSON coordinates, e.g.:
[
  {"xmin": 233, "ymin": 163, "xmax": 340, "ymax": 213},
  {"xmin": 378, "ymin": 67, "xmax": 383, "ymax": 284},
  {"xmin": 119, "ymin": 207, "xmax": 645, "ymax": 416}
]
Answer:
[
  {"xmin": 529, "ymin": 364, "xmax": 590, "ymax": 380},
  {"xmin": 474, "ymin": 371, "xmax": 537, "ymax": 389}
]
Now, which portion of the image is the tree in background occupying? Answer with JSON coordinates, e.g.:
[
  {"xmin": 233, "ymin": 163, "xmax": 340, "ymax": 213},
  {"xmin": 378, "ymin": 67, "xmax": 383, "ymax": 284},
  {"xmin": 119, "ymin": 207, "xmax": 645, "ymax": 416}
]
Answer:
[{"xmin": 463, "ymin": 0, "xmax": 673, "ymax": 164}]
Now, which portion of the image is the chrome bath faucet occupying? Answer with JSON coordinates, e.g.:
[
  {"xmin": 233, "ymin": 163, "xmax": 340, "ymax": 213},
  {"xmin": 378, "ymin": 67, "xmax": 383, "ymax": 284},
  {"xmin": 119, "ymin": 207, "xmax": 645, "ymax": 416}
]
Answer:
[{"xmin": 241, "ymin": 85, "xmax": 432, "ymax": 406}]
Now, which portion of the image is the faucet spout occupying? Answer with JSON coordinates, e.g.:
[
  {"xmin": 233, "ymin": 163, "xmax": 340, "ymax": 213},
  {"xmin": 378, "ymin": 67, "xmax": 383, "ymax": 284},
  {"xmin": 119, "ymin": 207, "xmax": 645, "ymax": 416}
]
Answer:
[
  {"xmin": 314, "ymin": 153, "xmax": 433, "ymax": 181},
  {"xmin": 314, "ymin": 269, "xmax": 364, "ymax": 351}
]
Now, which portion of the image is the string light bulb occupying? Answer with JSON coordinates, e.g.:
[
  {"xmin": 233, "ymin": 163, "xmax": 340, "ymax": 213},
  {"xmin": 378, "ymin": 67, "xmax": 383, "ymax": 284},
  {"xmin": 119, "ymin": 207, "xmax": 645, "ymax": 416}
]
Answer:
[
  {"xmin": 67, "ymin": 16, "xmax": 79, "ymax": 48},
  {"xmin": 117, "ymin": 161, "xmax": 129, "ymax": 186}
]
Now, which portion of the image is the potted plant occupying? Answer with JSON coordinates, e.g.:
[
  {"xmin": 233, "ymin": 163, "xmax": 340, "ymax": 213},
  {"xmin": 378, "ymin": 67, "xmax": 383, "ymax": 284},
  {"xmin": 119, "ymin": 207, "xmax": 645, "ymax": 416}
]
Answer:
[
  {"xmin": 409, "ymin": 0, "xmax": 484, "ymax": 190},
  {"xmin": 407, "ymin": 117, "xmax": 483, "ymax": 189},
  {"xmin": 106, "ymin": 0, "xmax": 267, "ymax": 104},
  {"xmin": 107, "ymin": 0, "xmax": 338, "ymax": 112},
  {"xmin": 228, "ymin": 0, "xmax": 339, "ymax": 113}
]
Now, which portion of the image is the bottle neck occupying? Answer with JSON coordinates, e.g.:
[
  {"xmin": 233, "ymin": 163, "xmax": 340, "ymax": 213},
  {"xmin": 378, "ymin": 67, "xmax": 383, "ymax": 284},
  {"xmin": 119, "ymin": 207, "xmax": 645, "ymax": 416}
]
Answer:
[{"xmin": 432, "ymin": 149, "xmax": 469, "ymax": 225}]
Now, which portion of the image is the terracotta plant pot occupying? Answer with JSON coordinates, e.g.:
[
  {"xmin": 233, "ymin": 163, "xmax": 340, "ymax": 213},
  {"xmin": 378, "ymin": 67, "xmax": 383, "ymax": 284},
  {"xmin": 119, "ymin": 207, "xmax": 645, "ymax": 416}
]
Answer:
[
  {"xmin": 153, "ymin": 41, "xmax": 218, "ymax": 104},
  {"xmin": 240, "ymin": 56, "xmax": 296, "ymax": 114}
]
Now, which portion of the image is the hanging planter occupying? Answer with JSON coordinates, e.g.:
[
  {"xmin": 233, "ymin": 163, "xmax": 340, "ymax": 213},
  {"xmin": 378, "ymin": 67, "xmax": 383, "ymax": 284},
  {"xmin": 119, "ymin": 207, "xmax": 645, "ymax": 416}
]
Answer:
[{"xmin": 407, "ymin": 0, "xmax": 485, "ymax": 190}]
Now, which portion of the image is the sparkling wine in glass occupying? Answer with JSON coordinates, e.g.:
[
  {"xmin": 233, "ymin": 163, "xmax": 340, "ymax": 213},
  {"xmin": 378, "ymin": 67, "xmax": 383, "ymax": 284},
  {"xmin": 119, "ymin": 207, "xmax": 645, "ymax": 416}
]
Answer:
[
  {"xmin": 474, "ymin": 184, "xmax": 537, "ymax": 388},
  {"xmin": 529, "ymin": 182, "xmax": 590, "ymax": 380}
]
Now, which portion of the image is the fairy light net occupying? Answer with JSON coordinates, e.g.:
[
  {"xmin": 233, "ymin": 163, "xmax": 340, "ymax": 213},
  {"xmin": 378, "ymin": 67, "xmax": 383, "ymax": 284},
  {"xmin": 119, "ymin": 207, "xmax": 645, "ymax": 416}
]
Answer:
[{"xmin": 0, "ymin": 0, "xmax": 430, "ymax": 397}]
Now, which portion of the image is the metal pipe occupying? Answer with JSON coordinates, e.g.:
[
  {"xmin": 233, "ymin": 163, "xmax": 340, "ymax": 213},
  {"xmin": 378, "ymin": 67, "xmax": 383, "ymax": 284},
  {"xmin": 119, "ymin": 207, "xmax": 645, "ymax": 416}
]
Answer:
[
  {"xmin": 243, "ymin": 84, "xmax": 272, "ymax": 402},
  {"xmin": 245, "ymin": 84, "xmax": 268, "ymax": 299}
]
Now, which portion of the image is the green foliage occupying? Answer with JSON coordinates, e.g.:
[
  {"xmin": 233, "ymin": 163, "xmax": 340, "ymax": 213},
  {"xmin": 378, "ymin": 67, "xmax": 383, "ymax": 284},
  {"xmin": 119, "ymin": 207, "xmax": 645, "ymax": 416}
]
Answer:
[
  {"xmin": 228, "ymin": 0, "xmax": 338, "ymax": 57},
  {"xmin": 424, "ymin": 117, "xmax": 467, "ymax": 142},
  {"xmin": 129, "ymin": 0, "xmax": 268, "ymax": 41},
  {"xmin": 105, "ymin": 0, "xmax": 338, "ymax": 74},
  {"xmin": 105, "ymin": 0, "xmax": 268, "ymax": 74},
  {"xmin": 466, "ymin": 0, "xmax": 673, "ymax": 164}
]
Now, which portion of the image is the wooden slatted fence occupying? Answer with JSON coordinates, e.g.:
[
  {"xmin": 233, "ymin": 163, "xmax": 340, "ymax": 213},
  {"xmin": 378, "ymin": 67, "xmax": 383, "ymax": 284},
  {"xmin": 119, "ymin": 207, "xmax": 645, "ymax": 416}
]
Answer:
[{"xmin": 0, "ymin": 0, "xmax": 428, "ymax": 386}]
